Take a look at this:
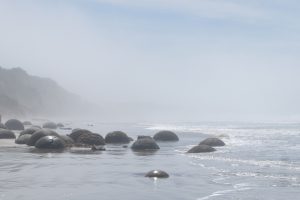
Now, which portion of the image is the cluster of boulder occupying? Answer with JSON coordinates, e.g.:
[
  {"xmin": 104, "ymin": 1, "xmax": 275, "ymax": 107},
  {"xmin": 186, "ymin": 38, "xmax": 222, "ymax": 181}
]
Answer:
[
  {"xmin": 0, "ymin": 118, "xmax": 229, "ymax": 179},
  {"xmin": 1, "ymin": 119, "xmax": 226, "ymax": 154},
  {"xmin": 187, "ymin": 137, "xmax": 226, "ymax": 153}
]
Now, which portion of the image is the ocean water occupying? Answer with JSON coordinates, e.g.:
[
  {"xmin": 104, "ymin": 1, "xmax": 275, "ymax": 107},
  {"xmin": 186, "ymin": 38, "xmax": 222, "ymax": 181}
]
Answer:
[{"xmin": 0, "ymin": 121, "xmax": 300, "ymax": 200}]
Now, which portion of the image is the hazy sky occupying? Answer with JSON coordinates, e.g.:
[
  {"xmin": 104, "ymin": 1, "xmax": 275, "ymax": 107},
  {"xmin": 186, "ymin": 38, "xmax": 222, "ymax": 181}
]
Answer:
[{"xmin": 1, "ymin": 0, "xmax": 300, "ymax": 121}]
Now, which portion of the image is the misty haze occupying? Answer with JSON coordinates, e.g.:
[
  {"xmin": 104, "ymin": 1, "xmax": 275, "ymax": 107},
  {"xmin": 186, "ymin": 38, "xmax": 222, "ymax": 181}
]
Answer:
[{"xmin": 0, "ymin": 1, "xmax": 299, "ymax": 200}]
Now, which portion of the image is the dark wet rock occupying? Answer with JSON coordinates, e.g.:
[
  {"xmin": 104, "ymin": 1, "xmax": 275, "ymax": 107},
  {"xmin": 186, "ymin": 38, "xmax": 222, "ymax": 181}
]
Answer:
[
  {"xmin": 15, "ymin": 134, "xmax": 31, "ymax": 144},
  {"xmin": 35, "ymin": 135, "xmax": 66, "ymax": 149},
  {"xmin": 27, "ymin": 129, "xmax": 59, "ymax": 146},
  {"xmin": 105, "ymin": 131, "xmax": 131, "ymax": 144},
  {"xmin": 57, "ymin": 123, "xmax": 64, "ymax": 128},
  {"xmin": 153, "ymin": 130, "xmax": 179, "ymax": 142},
  {"xmin": 145, "ymin": 170, "xmax": 169, "ymax": 178},
  {"xmin": 59, "ymin": 135, "xmax": 74, "ymax": 147},
  {"xmin": 91, "ymin": 145, "xmax": 106, "ymax": 151},
  {"xmin": 0, "ymin": 123, "xmax": 7, "ymax": 129},
  {"xmin": 42, "ymin": 122, "xmax": 57, "ymax": 129},
  {"xmin": 0, "ymin": 129, "xmax": 16, "ymax": 139},
  {"xmin": 23, "ymin": 121, "xmax": 32, "ymax": 126},
  {"xmin": 199, "ymin": 138, "xmax": 225, "ymax": 147},
  {"xmin": 69, "ymin": 129, "xmax": 92, "ymax": 141},
  {"xmin": 76, "ymin": 133, "xmax": 105, "ymax": 146},
  {"xmin": 187, "ymin": 145, "xmax": 216, "ymax": 153},
  {"xmin": 5, "ymin": 119, "xmax": 24, "ymax": 130},
  {"xmin": 72, "ymin": 128, "xmax": 81, "ymax": 133},
  {"xmin": 19, "ymin": 127, "xmax": 41, "ymax": 136},
  {"xmin": 137, "ymin": 135, "xmax": 152, "ymax": 140},
  {"xmin": 131, "ymin": 137, "xmax": 160, "ymax": 151}
]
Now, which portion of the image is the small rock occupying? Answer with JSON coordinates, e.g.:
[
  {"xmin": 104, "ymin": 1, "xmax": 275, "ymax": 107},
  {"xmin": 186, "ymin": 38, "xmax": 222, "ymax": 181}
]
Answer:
[
  {"xmin": 145, "ymin": 170, "xmax": 169, "ymax": 178},
  {"xmin": 187, "ymin": 145, "xmax": 216, "ymax": 153},
  {"xmin": 199, "ymin": 138, "xmax": 225, "ymax": 147}
]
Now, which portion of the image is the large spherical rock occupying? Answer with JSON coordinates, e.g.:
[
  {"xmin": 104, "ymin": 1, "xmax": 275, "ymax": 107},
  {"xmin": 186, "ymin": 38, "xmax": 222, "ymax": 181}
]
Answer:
[
  {"xmin": 76, "ymin": 133, "xmax": 105, "ymax": 146},
  {"xmin": 131, "ymin": 137, "xmax": 160, "ymax": 151},
  {"xmin": 0, "ymin": 129, "xmax": 16, "ymax": 139},
  {"xmin": 187, "ymin": 145, "xmax": 216, "ymax": 153},
  {"xmin": 19, "ymin": 127, "xmax": 41, "ymax": 136},
  {"xmin": 59, "ymin": 135, "xmax": 74, "ymax": 146},
  {"xmin": 23, "ymin": 121, "xmax": 32, "ymax": 126},
  {"xmin": 57, "ymin": 123, "xmax": 64, "ymax": 128},
  {"xmin": 199, "ymin": 138, "xmax": 225, "ymax": 147},
  {"xmin": 145, "ymin": 170, "xmax": 169, "ymax": 178},
  {"xmin": 27, "ymin": 129, "xmax": 59, "ymax": 146},
  {"xmin": 42, "ymin": 122, "xmax": 57, "ymax": 129},
  {"xmin": 153, "ymin": 130, "xmax": 179, "ymax": 142},
  {"xmin": 105, "ymin": 131, "xmax": 130, "ymax": 144},
  {"xmin": 0, "ymin": 123, "xmax": 7, "ymax": 129},
  {"xmin": 69, "ymin": 129, "xmax": 92, "ymax": 141},
  {"xmin": 15, "ymin": 134, "xmax": 31, "ymax": 144},
  {"xmin": 35, "ymin": 136, "xmax": 66, "ymax": 149},
  {"xmin": 5, "ymin": 119, "xmax": 24, "ymax": 130}
]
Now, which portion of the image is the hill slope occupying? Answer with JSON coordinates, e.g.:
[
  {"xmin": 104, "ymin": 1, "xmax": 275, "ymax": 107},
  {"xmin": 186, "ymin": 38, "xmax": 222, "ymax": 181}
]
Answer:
[{"xmin": 0, "ymin": 66, "xmax": 91, "ymax": 118}]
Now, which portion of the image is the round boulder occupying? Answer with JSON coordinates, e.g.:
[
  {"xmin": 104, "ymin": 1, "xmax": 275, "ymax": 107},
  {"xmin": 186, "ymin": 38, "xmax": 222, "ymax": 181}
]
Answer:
[
  {"xmin": 35, "ymin": 136, "xmax": 66, "ymax": 149},
  {"xmin": 57, "ymin": 123, "xmax": 64, "ymax": 128},
  {"xmin": 15, "ymin": 134, "xmax": 31, "ymax": 144},
  {"xmin": 69, "ymin": 129, "xmax": 92, "ymax": 141},
  {"xmin": 145, "ymin": 170, "xmax": 169, "ymax": 178},
  {"xmin": 0, "ymin": 123, "xmax": 7, "ymax": 129},
  {"xmin": 187, "ymin": 145, "xmax": 216, "ymax": 153},
  {"xmin": 59, "ymin": 135, "xmax": 74, "ymax": 146},
  {"xmin": 131, "ymin": 137, "xmax": 160, "ymax": 151},
  {"xmin": 153, "ymin": 130, "xmax": 179, "ymax": 142},
  {"xmin": 105, "ymin": 131, "xmax": 130, "ymax": 144},
  {"xmin": 199, "ymin": 138, "xmax": 225, "ymax": 147},
  {"xmin": 5, "ymin": 119, "xmax": 24, "ymax": 130},
  {"xmin": 23, "ymin": 121, "xmax": 32, "ymax": 126},
  {"xmin": 19, "ymin": 127, "xmax": 41, "ymax": 136},
  {"xmin": 76, "ymin": 133, "xmax": 105, "ymax": 146},
  {"xmin": 0, "ymin": 129, "xmax": 16, "ymax": 139},
  {"xmin": 42, "ymin": 122, "xmax": 57, "ymax": 129},
  {"xmin": 27, "ymin": 129, "xmax": 59, "ymax": 146}
]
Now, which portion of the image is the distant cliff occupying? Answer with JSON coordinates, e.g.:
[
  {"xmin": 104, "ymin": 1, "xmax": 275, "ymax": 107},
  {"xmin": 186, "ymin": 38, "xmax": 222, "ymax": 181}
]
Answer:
[{"xmin": 0, "ymin": 66, "xmax": 92, "ymax": 118}]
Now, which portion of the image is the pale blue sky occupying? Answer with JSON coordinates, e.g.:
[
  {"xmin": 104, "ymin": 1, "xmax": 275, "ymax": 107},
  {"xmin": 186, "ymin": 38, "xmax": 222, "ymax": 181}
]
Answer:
[{"xmin": 0, "ymin": 0, "xmax": 300, "ymax": 121}]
